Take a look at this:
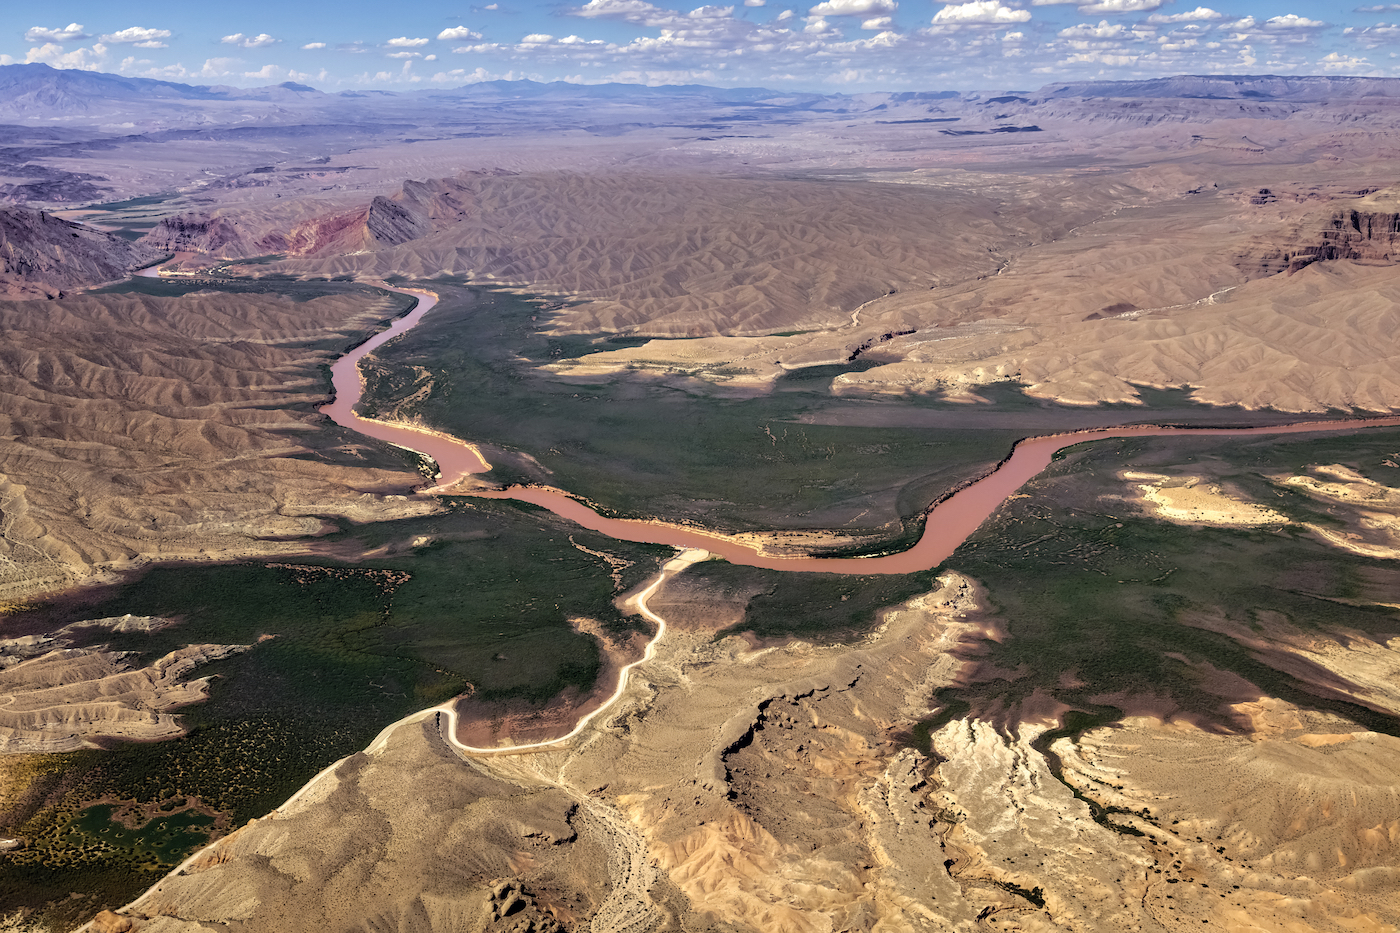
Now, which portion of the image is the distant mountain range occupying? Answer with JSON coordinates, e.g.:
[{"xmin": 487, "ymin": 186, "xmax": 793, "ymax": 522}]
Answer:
[
  {"xmin": 1038, "ymin": 74, "xmax": 1400, "ymax": 101},
  {"xmin": 8, "ymin": 62, "xmax": 1400, "ymax": 122}
]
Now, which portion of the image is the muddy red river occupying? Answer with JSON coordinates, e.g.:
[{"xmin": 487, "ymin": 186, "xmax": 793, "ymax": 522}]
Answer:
[{"xmin": 325, "ymin": 287, "xmax": 1400, "ymax": 575}]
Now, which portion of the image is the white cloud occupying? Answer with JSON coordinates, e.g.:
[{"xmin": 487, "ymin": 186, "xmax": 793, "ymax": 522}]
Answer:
[
  {"xmin": 222, "ymin": 33, "xmax": 278, "ymax": 48},
  {"xmin": 1318, "ymin": 50, "xmax": 1372, "ymax": 69},
  {"xmin": 1030, "ymin": 0, "xmax": 1074, "ymax": 4},
  {"xmin": 604, "ymin": 67, "xmax": 718, "ymax": 83},
  {"xmin": 745, "ymin": 0, "xmax": 767, "ymax": 5},
  {"xmin": 521, "ymin": 33, "xmax": 556, "ymax": 42},
  {"xmin": 438, "ymin": 26, "xmax": 483, "ymax": 40},
  {"xmin": 1262, "ymin": 14, "xmax": 1325, "ymax": 29},
  {"xmin": 244, "ymin": 64, "xmax": 285, "ymax": 81},
  {"xmin": 484, "ymin": 2, "xmax": 500, "ymax": 7},
  {"xmin": 1147, "ymin": 6, "xmax": 1222, "ymax": 23},
  {"xmin": 24, "ymin": 41, "xmax": 108, "ymax": 70},
  {"xmin": 303, "ymin": 42, "xmax": 327, "ymax": 49},
  {"xmin": 808, "ymin": 0, "xmax": 897, "ymax": 15},
  {"xmin": 861, "ymin": 14, "xmax": 893, "ymax": 27},
  {"xmin": 387, "ymin": 36, "xmax": 431, "ymax": 46},
  {"xmin": 1076, "ymin": 0, "xmax": 1163, "ymax": 12},
  {"xmin": 574, "ymin": 0, "xmax": 666, "ymax": 18},
  {"xmin": 25, "ymin": 23, "xmax": 90, "ymax": 43},
  {"xmin": 198, "ymin": 57, "xmax": 243, "ymax": 77},
  {"xmin": 100, "ymin": 27, "xmax": 173, "ymax": 49},
  {"xmin": 1355, "ymin": 4, "xmax": 1400, "ymax": 11},
  {"xmin": 1059, "ymin": 19, "xmax": 1129, "ymax": 37},
  {"xmin": 1345, "ymin": 22, "xmax": 1400, "ymax": 47},
  {"xmin": 931, "ymin": 1, "xmax": 1031, "ymax": 25},
  {"xmin": 388, "ymin": 51, "xmax": 424, "ymax": 58}
]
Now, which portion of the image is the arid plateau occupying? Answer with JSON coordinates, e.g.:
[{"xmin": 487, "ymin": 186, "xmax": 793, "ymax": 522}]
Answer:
[{"xmin": 1, "ymin": 64, "xmax": 1400, "ymax": 933}]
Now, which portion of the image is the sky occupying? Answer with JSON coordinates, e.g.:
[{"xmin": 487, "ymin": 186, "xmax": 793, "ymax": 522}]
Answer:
[{"xmin": 3, "ymin": 1, "xmax": 1397, "ymax": 92}]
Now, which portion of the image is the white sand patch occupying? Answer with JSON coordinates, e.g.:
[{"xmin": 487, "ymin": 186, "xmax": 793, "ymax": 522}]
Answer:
[
  {"xmin": 1123, "ymin": 471, "xmax": 1288, "ymax": 527},
  {"xmin": 1283, "ymin": 465, "xmax": 1400, "ymax": 559}
]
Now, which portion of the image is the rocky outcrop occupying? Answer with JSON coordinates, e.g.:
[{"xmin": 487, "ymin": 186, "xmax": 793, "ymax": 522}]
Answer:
[
  {"xmin": 144, "ymin": 179, "xmax": 446, "ymax": 261},
  {"xmin": 141, "ymin": 213, "xmax": 246, "ymax": 256},
  {"xmin": 0, "ymin": 642, "xmax": 250, "ymax": 752},
  {"xmin": 366, "ymin": 194, "xmax": 432, "ymax": 247},
  {"xmin": 0, "ymin": 205, "xmax": 162, "ymax": 298},
  {"xmin": 1286, "ymin": 210, "xmax": 1400, "ymax": 272}
]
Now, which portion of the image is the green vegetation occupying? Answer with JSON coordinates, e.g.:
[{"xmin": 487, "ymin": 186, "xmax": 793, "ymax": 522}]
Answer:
[
  {"xmin": 684, "ymin": 561, "xmax": 940, "ymax": 642},
  {"xmin": 0, "ymin": 500, "xmax": 670, "ymax": 923},
  {"xmin": 64, "ymin": 805, "xmax": 215, "ymax": 867},
  {"xmin": 88, "ymin": 275, "xmax": 404, "ymax": 315},
  {"xmin": 85, "ymin": 194, "xmax": 179, "ymax": 212},
  {"xmin": 936, "ymin": 428, "xmax": 1400, "ymax": 738},
  {"xmin": 363, "ymin": 282, "xmax": 1030, "ymax": 537}
]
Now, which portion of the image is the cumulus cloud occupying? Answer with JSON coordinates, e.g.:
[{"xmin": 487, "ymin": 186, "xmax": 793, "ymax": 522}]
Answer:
[
  {"xmin": 387, "ymin": 36, "xmax": 431, "ymax": 46},
  {"xmin": 388, "ymin": 51, "xmax": 424, "ymax": 58},
  {"xmin": 808, "ymin": 0, "xmax": 897, "ymax": 15},
  {"xmin": 1076, "ymin": 0, "xmax": 1163, "ymax": 12},
  {"xmin": 1059, "ymin": 19, "xmax": 1129, "ymax": 37},
  {"xmin": 100, "ymin": 27, "xmax": 173, "ymax": 49},
  {"xmin": 1261, "ymin": 14, "xmax": 1325, "ymax": 29},
  {"xmin": 222, "ymin": 33, "xmax": 278, "ymax": 48},
  {"xmin": 1147, "ymin": 6, "xmax": 1222, "ymax": 23},
  {"xmin": 244, "ymin": 64, "xmax": 286, "ymax": 81},
  {"xmin": 25, "ymin": 23, "xmax": 90, "ymax": 43},
  {"xmin": 24, "ymin": 42, "xmax": 108, "ymax": 70},
  {"xmin": 521, "ymin": 33, "xmax": 556, "ymax": 42},
  {"xmin": 197, "ymin": 57, "xmax": 243, "ymax": 77},
  {"xmin": 1345, "ymin": 22, "xmax": 1400, "ymax": 47},
  {"xmin": 931, "ymin": 1, "xmax": 1031, "ymax": 25},
  {"xmin": 303, "ymin": 41, "xmax": 326, "ymax": 49},
  {"xmin": 1319, "ymin": 50, "xmax": 1372, "ymax": 69},
  {"xmin": 861, "ymin": 14, "xmax": 894, "ymax": 27},
  {"xmin": 438, "ymin": 26, "xmax": 483, "ymax": 40},
  {"xmin": 573, "ymin": 0, "xmax": 668, "ymax": 19},
  {"xmin": 745, "ymin": 0, "xmax": 767, "ymax": 5}
]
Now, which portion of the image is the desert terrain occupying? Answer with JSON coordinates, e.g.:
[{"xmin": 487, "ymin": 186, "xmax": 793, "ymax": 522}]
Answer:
[{"xmin": 0, "ymin": 64, "xmax": 1398, "ymax": 932}]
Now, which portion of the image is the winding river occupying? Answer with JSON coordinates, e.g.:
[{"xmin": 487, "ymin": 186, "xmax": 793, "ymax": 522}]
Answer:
[{"xmin": 324, "ymin": 286, "xmax": 1400, "ymax": 575}]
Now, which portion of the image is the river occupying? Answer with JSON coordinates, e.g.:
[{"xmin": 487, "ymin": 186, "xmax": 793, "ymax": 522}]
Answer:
[{"xmin": 322, "ymin": 286, "xmax": 1400, "ymax": 575}]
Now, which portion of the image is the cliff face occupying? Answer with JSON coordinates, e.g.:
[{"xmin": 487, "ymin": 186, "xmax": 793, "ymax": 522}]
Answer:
[
  {"xmin": 141, "ymin": 214, "xmax": 244, "ymax": 255},
  {"xmin": 1290, "ymin": 210, "xmax": 1400, "ymax": 271},
  {"xmin": 1236, "ymin": 207, "xmax": 1400, "ymax": 278},
  {"xmin": 0, "ymin": 206, "xmax": 162, "ymax": 298},
  {"xmin": 143, "ymin": 180, "xmax": 447, "ymax": 260}
]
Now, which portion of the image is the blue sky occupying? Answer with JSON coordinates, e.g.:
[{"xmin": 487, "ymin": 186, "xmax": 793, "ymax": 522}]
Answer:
[{"xmin": 3, "ymin": 1, "xmax": 1394, "ymax": 91}]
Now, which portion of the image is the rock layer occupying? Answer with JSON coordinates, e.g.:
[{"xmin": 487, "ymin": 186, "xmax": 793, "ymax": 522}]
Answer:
[{"xmin": 0, "ymin": 206, "xmax": 161, "ymax": 299}]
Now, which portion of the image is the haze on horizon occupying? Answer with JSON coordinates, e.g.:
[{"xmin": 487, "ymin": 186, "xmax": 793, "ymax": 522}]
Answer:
[{"xmin": 2, "ymin": 0, "xmax": 1393, "ymax": 92}]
